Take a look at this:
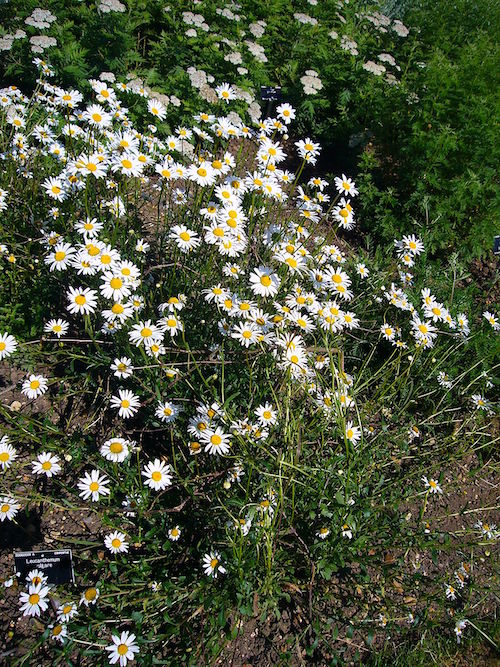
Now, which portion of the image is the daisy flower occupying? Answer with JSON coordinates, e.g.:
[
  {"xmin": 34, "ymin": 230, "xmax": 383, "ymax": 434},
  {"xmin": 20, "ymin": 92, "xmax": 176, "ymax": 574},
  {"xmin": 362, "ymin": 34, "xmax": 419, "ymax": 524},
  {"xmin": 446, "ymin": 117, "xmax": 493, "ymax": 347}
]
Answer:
[
  {"xmin": 44, "ymin": 319, "xmax": 69, "ymax": 338},
  {"xmin": 216, "ymin": 82, "xmax": 236, "ymax": 102},
  {"xmin": 110, "ymin": 389, "xmax": 140, "ymax": 418},
  {"xmin": 66, "ymin": 287, "xmax": 98, "ymax": 315},
  {"xmin": 483, "ymin": 311, "xmax": 499, "ymax": 331},
  {"xmin": 474, "ymin": 520, "xmax": 497, "ymax": 540},
  {"xmin": 32, "ymin": 452, "xmax": 61, "ymax": 477},
  {"xmin": 57, "ymin": 601, "xmax": 78, "ymax": 622},
  {"xmin": 199, "ymin": 427, "xmax": 231, "ymax": 456},
  {"xmin": 111, "ymin": 357, "xmax": 134, "ymax": 379},
  {"xmin": 0, "ymin": 332, "xmax": 17, "ymax": 359},
  {"xmin": 254, "ymin": 402, "xmax": 278, "ymax": 426},
  {"xmin": 77, "ymin": 470, "xmax": 110, "ymax": 501},
  {"xmin": 422, "ymin": 475, "xmax": 442, "ymax": 494},
  {"xmin": 49, "ymin": 623, "xmax": 68, "ymax": 643},
  {"xmin": 0, "ymin": 496, "xmax": 20, "ymax": 521},
  {"xmin": 471, "ymin": 394, "xmax": 491, "ymax": 411},
  {"xmin": 169, "ymin": 225, "xmax": 200, "ymax": 253},
  {"xmin": 445, "ymin": 584, "xmax": 457, "ymax": 600},
  {"xmin": 100, "ymin": 437, "xmax": 130, "ymax": 463},
  {"xmin": 19, "ymin": 583, "xmax": 50, "ymax": 617},
  {"xmin": 168, "ymin": 526, "xmax": 181, "ymax": 541},
  {"xmin": 341, "ymin": 523, "xmax": 353, "ymax": 539},
  {"xmin": 231, "ymin": 321, "xmax": 260, "ymax": 347},
  {"xmin": 142, "ymin": 458, "xmax": 173, "ymax": 491},
  {"xmin": 345, "ymin": 421, "xmax": 361, "ymax": 445},
  {"xmin": 316, "ymin": 527, "xmax": 330, "ymax": 540},
  {"xmin": 26, "ymin": 569, "xmax": 47, "ymax": 586},
  {"xmin": 21, "ymin": 374, "xmax": 48, "ymax": 399},
  {"xmin": 276, "ymin": 102, "xmax": 296, "ymax": 124},
  {"xmin": 155, "ymin": 401, "xmax": 181, "ymax": 424},
  {"xmin": 0, "ymin": 436, "xmax": 17, "ymax": 469},
  {"xmin": 45, "ymin": 243, "xmax": 76, "ymax": 271},
  {"xmin": 334, "ymin": 174, "xmax": 358, "ymax": 196},
  {"xmin": 100, "ymin": 272, "xmax": 132, "ymax": 301},
  {"xmin": 249, "ymin": 266, "xmax": 281, "ymax": 298},
  {"xmin": 105, "ymin": 531, "xmax": 129, "ymax": 554},
  {"xmin": 203, "ymin": 551, "xmax": 226, "ymax": 578},
  {"xmin": 106, "ymin": 630, "xmax": 139, "ymax": 666}
]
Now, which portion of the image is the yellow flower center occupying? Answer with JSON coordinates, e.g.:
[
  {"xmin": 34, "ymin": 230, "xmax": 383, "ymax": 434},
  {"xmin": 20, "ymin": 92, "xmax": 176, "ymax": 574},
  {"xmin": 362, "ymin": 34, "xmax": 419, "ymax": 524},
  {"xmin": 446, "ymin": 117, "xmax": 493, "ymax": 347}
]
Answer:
[
  {"xmin": 52, "ymin": 624, "xmax": 63, "ymax": 635},
  {"xmin": 85, "ymin": 588, "xmax": 97, "ymax": 600},
  {"xmin": 110, "ymin": 442, "xmax": 123, "ymax": 453},
  {"xmin": 111, "ymin": 538, "xmax": 122, "ymax": 548},
  {"xmin": 29, "ymin": 594, "xmax": 40, "ymax": 605},
  {"xmin": 30, "ymin": 380, "xmax": 40, "ymax": 390},
  {"xmin": 180, "ymin": 231, "xmax": 190, "ymax": 242},
  {"xmin": 210, "ymin": 434, "xmax": 222, "ymax": 445},
  {"xmin": 75, "ymin": 295, "xmax": 86, "ymax": 306},
  {"xmin": 151, "ymin": 471, "xmax": 162, "ymax": 481},
  {"xmin": 1, "ymin": 503, "xmax": 10, "ymax": 513},
  {"xmin": 121, "ymin": 399, "xmax": 130, "ymax": 409},
  {"xmin": 111, "ymin": 303, "xmax": 124, "ymax": 314},
  {"xmin": 42, "ymin": 461, "xmax": 52, "ymax": 470},
  {"xmin": 110, "ymin": 278, "xmax": 123, "ymax": 290},
  {"xmin": 167, "ymin": 318, "xmax": 177, "ymax": 328},
  {"xmin": 121, "ymin": 159, "xmax": 132, "ymax": 169},
  {"xmin": 91, "ymin": 113, "xmax": 102, "ymax": 123},
  {"xmin": 260, "ymin": 275, "xmax": 272, "ymax": 287},
  {"xmin": 197, "ymin": 168, "xmax": 207, "ymax": 177}
]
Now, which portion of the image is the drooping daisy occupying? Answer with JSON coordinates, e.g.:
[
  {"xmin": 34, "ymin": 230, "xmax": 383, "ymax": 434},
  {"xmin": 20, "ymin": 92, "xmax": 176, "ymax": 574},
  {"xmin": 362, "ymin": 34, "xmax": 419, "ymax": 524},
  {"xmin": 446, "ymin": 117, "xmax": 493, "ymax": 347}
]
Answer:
[
  {"xmin": 80, "ymin": 587, "xmax": 100, "ymax": 606},
  {"xmin": 316, "ymin": 527, "xmax": 330, "ymax": 540},
  {"xmin": 142, "ymin": 458, "xmax": 173, "ymax": 491},
  {"xmin": 110, "ymin": 389, "xmax": 141, "ymax": 418},
  {"xmin": 0, "ymin": 332, "xmax": 17, "ymax": 360},
  {"xmin": 106, "ymin": 630, "xmax": 140, "ymax": 666},
  {"xmin": 203, "ymin": 550, "xmax": 226, "ymax": 578},
  {"xmin": 100, "ymin": 437, "xmax": 130, "ymax": 463},
  {"xmin": 49, "ymin": 623, "xmax": 68, "ymax": 643},
  {"xmin": 105, "ymin": 531, "xmax": 129, "ymax": 554},
  {"xmin": 32, "ymin": 452, "xmax": 61, "ymax": 477},
  {"xmin": 44, "ymin": 319, "xmax": 69, "ymax": 338},
  {"xmin": 77, "ymin": 470, "xmax": 110, "ymax": 501},
  {"xmin": 19, "ymin": 583, "xmax": 50, "ymax": 617},
  {"xmin": 21, "ymin": 374, "xmax": 49, "ymax": 400}
]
